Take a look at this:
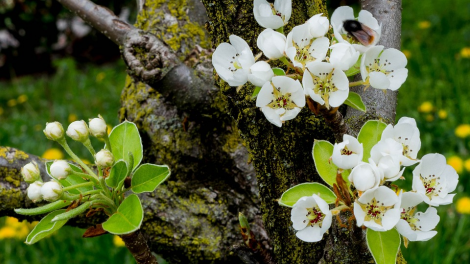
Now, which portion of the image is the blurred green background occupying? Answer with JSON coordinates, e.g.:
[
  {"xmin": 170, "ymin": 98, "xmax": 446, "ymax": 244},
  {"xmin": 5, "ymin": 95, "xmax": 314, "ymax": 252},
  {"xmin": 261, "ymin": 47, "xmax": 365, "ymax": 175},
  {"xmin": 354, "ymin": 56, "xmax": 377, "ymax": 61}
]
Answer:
[{"xmin": 1, "ymin": 0, "xmax": 470, "ymax": 263}]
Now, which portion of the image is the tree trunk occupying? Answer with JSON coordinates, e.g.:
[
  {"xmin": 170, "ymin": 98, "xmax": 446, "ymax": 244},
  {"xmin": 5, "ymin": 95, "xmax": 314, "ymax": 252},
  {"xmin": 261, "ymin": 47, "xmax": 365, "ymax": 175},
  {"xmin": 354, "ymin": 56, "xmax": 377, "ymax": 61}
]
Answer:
[{"xmin": 0, "ymin": 0, "xmax": 405, "ymax": 263}]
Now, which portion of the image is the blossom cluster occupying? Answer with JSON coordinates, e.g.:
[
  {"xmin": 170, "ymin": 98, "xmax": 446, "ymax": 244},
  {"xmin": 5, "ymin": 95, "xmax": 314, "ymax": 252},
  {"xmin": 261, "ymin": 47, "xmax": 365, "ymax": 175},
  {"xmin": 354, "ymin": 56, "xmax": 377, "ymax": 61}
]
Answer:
[
  {"xmin": 290, "ymin": 117, "xmax": 458, "ymax": 243},
  {"xmin": 212, "ymin": 1, "xmax": 408, "ymax": 127}
]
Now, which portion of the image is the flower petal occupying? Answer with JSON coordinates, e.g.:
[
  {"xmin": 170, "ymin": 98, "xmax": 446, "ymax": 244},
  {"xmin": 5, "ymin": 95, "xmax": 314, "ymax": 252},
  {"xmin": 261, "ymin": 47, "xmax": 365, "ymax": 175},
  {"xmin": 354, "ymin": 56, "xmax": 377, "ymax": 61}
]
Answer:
[
  {"xmin": 380, "ymin": 48, "xmax": 407, "ymax": 70},
  {"xmin": 416, "ymin": 207, "xmax": 440, "ymax": 231},
  {"xmin": 388, "ymin": 68, "xmax": 408, "ymax": 91},
  {"xmin": 358, "ymin": 10, "xmax": 380, "ymax": 32},
  {"xmin": 296, "ymin": 225, "xmax": 323, "ymax": 242},
  {"xmin": 261, "ymin": 107, "xmax": 282, "ymax": 127},
  {"xmin": 369, "ymin": 72, "xmax": 390, "ymax": 90}
]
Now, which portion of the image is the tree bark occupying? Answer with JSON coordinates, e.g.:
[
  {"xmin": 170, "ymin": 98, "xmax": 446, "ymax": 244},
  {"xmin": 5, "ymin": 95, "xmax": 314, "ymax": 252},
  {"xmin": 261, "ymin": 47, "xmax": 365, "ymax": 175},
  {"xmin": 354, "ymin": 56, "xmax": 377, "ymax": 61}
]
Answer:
[{"xmin": 1, "ymin": 0, "xmax": 405, "ymax": 263}]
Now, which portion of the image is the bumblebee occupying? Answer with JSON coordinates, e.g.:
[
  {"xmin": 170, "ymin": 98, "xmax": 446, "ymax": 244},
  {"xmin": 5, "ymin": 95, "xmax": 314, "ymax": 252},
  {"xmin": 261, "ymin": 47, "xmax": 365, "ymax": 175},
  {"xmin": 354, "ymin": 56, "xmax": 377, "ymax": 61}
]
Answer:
[{"xmin": 343, "ymin": 20, "xmax": 377, "ymax": 46}]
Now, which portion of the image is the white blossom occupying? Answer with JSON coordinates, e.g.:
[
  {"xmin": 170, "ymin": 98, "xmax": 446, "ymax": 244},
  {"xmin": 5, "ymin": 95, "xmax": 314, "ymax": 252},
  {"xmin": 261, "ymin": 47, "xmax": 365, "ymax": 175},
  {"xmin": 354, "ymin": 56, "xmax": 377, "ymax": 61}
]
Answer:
[
  {"xmin": 348, "ymin": 159, "xmax": 382, "ymax": 192},
  {"xmin": 381, "ymin": 117, "xmax": 421, "ymax": 166},
  {"xmin": 257, "ymin": 28, "xmax": 287, "ymax": 59},
  {"xmin": 43, "ymin": 121, "xmax": 65, "ymax": 141},
  {"xmin": 256, "ymin": 76, "xmax": 305, "ymax": 127},
  {"xmin": 27, "ymin": 181, "xmax": 43, "ymax": 203},
  {"xmin": 329, "ymin": 43, "xmax": 360, "ymax": 71},
  {"xmin": 331, "ymin": 6, "xmax": 381, "ymax": 53},
  {"xmin": 285, "ymin": 24, "xmax": 329, "ymax": 69},
  {"xmin": 396, "ymin": 192, "xmax": 440, "ymax": 241},
  {"xmin": 248, "ymin": 61, "xmax": 274, "ymax": 87},
  {"xmin": 95, "ymin": 149, "xmax": 115, "ymax": 168},
  {"xmin": 89, "ymin": 115, "xmax": 108, "ymax": 138},
  {"xmin": 360, "ymin": 45, "xmax": 408, "ymax": 91},
  {"xmin": 370, "ymin": 138, "xmax": 407, "ymax": 166},
  {"xmin": 303, "ymin": 61, "xmax": 349, "ymax": 109},
  {"xmin": 41, "ymin": 181, "xmax": 63, "ymax": 202},
  {"xmin": 377, "ymin": 155, "xmax": 404, "ymax": 181},
  {"xmin": 412, "ymin": 153, "xmax": 458, "ymax": 206},
  {"xmin": 332, "ymin": 134, "xmax": 363, "ymax": 169},
  {"xmin": 291, "ymin": 195, "xmax": 332, "ymax": 242},
  {"xmin": 21, "ymin": 161, "xmax": 41, "ymax": 183},
  {"xmin": 212, "ymin": 35, "xmax": 255, "ymax": 86},
  {"xmin": 67, "ymin": 120, "xmax": 90, "ymax": 142},
  {"xmin": 354, "ymin": 186, "xmax": 401, "ymax": 231},
  {"xmin": 50, "ymin": 160, "xmax": 72, "ymax": 180},
  {"xmin": 307, "ymin": 14, "xmax": 329, "ymax": 38},
  {"xmin": 253, "ymin": 0, "xmax": 292, "ymax": 29}
]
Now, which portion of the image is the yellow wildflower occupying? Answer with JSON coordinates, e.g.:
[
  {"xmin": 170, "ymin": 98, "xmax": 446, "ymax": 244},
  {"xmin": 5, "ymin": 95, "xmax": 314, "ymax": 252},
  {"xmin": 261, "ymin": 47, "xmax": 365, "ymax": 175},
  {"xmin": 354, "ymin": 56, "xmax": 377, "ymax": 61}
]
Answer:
[
  {"xmin": 96, "ymin": 72, "xmax": 106, "ymax": 83},
  {"xmin": 425, "ymin": 114, "xmax": 434, "ymax": 122},
  {"xmin": 455, "ymin": 124, "xmax": 470, "ymax": 138},
  {"xmin": 0, "ymin": 217, "xmax": 37, "ymax": 240},
  {"xmin": 438, "ymin": 110, "xmax": 447, "ymax": 119},
  {"xmin": 465, "ymin": 159, "xmax": 470, "ymax": 172},
  {"xmin": 0, "ymin": 227, "xmax": 16, "ymax": 239},
  {"xmin": 402, "ymin": 50, "xmax": 411, "ymax": 59},
  {"xmin": 113, "ymin": 235, "xmax": 126, "ymax": 247},
  {"xmin": 460, "ymin": 47, "xmax": 470, "ymax": 59},
  {"xmin": 447, "ymin": 156, "xmax": 463, "ymax": 174},
  {"xmin": 17, "ymin": 94, "xmax": 28, "ymax": 104},
  {"xmin": 7, "ymin": 99, "xmax": 17, "ymax": 107},
  {"xmin": 418, "ymin": 21, "xmax": 431, "ymax": 29},
  {"xmin": 42, "ymin": 148, "xmax": 64, "ymax": 160},
  {"xmin": 456, "ymin": 197, "xmax": 470, "ymax": 214},
  {"xmin": 68, "ymin": 114, "xmax": 78, "ymax": 123},
  {"xmin": 418, "ymin": 101, "xmax": 433, "ymax": 113}
]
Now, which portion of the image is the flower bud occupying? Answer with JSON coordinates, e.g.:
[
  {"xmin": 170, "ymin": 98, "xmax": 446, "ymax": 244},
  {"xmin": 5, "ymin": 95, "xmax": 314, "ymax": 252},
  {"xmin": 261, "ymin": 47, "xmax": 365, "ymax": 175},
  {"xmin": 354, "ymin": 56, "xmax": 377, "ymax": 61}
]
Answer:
[
  {"xmin": 41, "ymin": 181, "xmax": 63, "ymax": 202},
  {"xmin": 307, "ymin": 13, "xmax": 329, "ymax": 38},
  {"xmin": 348, "ymin": 160, "xmax": 382, "ymax": 192},
  {"xmin": 89, "ymin": 115, "xmax": 108, "ymax": 139},
  {"xmin": 27, "ymin": 181, "xmax": 43, "ymax": 202},
  {"xmin": 21, "ymin": 161, "xmax": 41, "ymax": 183},
  {"xmin": 248, "ymin": 61, "xmax": 274, "ymax": 87},
  {"xmin": 66, "ymin": 120, "xmax": 90, "ymax": 142},
  {"xmin": 257, "ymin": 28, "xmax": 287, "ymax": 59},
  {"xmin": 95, "ymin": 149, "xmax": 114, "ymax": 167},
  {"xmin": 329, "ymin": 43, "xmax": 360, "ymax": 71},
  {"xmin": 43, "ymin": 122, "xmax": 65, "ymax": 141},
  {"xmin": 50, "ymin": 160, "xmax": 72, "ymax": 180}
]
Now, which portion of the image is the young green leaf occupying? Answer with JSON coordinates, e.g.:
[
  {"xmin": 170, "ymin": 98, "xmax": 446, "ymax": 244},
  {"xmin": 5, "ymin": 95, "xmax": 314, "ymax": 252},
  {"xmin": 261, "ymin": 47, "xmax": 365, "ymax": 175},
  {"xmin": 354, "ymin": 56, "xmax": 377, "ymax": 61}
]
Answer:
[
  {"xmin": 102, "ymin": 194, "xmax": 143, "ymax": 234},
  {"xmin": 106, "ymin": 160, "xmax": 128, "ymax": 188},
  {"xmin": 312, "ymin": 140, "xmax": 337, "ymax": 187},
  {"xmin": 51, "ymin": 201, "xmax": 92, "ymax": 222},
  {"xmin": 25, "ymin": 210, "xmax": 68, "ymax": 245},
  {"xmin": 272, "ymin": 68, "xmax": 286, "ymax": 76},
  {"xmin": 131, "ymin": 164, "xmax": 171, "ymax": 194},
  {"xmin": 108, "ymin": 121, "xmax": 143, "ymax": 172},
  {"xmin": 15, "ymin": 200, "xmax": 73, "ymax": 216},
  {"xmin": 278, "ymin": 183, "xmax": 337, "ymax": 207},
  {"xmin": 345, "ymin": 55, "xmax": 362, "ymax": 77},
  {"xmin": 366, "ymin": 228, "xmax": 401, "ymax": 264},
  {"xmin": 357, "ymin": 120, "xmax": 387, "ymax": 162},
  {"xmin": 251, "ymin": 86, "xmax": 261, "ymax": 99},
  {"xmin": 46, "ymin": 161, "xmax": 94, "ymax": 194},
  {"xmin": 344, "ymin": 92, "xmax": 366, "ymax": 112}
]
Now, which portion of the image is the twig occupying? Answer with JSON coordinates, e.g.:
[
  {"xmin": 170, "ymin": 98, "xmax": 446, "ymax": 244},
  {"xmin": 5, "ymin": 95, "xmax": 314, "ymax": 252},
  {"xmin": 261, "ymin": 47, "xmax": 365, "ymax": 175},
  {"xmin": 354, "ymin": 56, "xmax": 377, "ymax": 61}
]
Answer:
[{"xmin": 120, "ymin": 230, "xmax": 158, "ymax": 264}]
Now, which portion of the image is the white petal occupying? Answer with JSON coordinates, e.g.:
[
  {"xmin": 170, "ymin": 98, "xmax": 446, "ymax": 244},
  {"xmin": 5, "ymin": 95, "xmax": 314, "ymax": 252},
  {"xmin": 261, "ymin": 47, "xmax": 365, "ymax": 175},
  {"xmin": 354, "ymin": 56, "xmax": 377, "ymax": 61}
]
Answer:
[
  {"xmin": 332, "ymin": 68, "xmax": 349, "ymax": 91},
  {"xmin": 320, "ymin": 213, "xmax": 333, "ymax": 234},
  {"xmin": 307, "ymin": 14, "xmax": 329, "ymax": 38},
  {"xmin": 261, "ymin": 107, "xmax": 282, "ymax": 127},
  {"xmin": 274, "ymin": 0, "xmax": 292, "ymax": 24},
  {"xmin": 380, "ymin": 48, "xmax": 407, "ymax": 70},
  {"xmin": 375, "ymin": 186, "xmax": 399, "ymax": 206},
  {"xmin": 253, "ymin": 0, "xmax": 284, "ymax": 29},
  {"xmin": 415, "ymin": 230, "xmax": 437, "ymax": 241},
  {"xmin": 329, "ymin": 89, "xmax": 349, "ymax": 108},
  {"xmin": 398, "ymin": 117, "xmax": 417, "ymax": 126},
  {"xmin": 420, "ymin": 154, "xmax": 447, "ymax": 180},
  {"xmin": 358, "ymin": 10, "xmax": 380, "ymax": 32},
  {"xmin": 331, "ymin": 6, "xmax": 354, "ymax": 30},
  {"xmin": 257, "ymin": 29, "xmax": 287, "ymax": 59},
  {"xmin": 296, "ymin": 225, "xmax": 323, "ymax": 242},
  {"xmin": 363, "ymin": 46, "xmax": 384, "ymax": 68},
  {"xmin": 281, "ymin": 108, "xmax": 301, "ymax": 121},
  {"xmin": 309, "ymin": 37, "xmax": 330, "ymax": 61},
  {"xmin": 382, "ymin": 207, "xmax": 401, "ymax": 230},
  {"xmin": 354, "ymin": 201, "xmax": 365, "ymax": 227},
  {"xmin": 302, "ymin": 69, "xmax": 325, "ymax": 105},
  {"xmin": 248, "ymin": 61, "xmax": 274, "ymax": 86},
  {"xmin": 396, "ymin": 219, "xmax": 418, "ymax": 240},
  {"xmin": 256, "ymin": 81, "xmax": 275, "ymax": 107},
  {"xmin": 291, "ymin": 207, "xmax": 309, "ymax": 230},
  {"xmin": 416, "ymin": 207, "xmax": 440, "ymax": 231},
  {"xmin": 305, "ymin": 61, "xmax": 333, "ymax": 76},
  {"xmin": 294, "ymin": 196, "xmax": 317, "ymax": 208},
  {"xmin": 401, "ymin": 192, "xmax": 424, "ymax": 209},
  {"xmin": 388, "ymin": 68, "xmax": 408, "ymax": 91},
  {"xmin": 312, "ymin": 194, "xmax": 329, "ymax": 213},
  {"xmin": 369, "ymin": 72, "xmax": 390, "ymax": 90},
  {"xmin": 443, "ymin": 165, "xmax": 459, "ymax": 193}
]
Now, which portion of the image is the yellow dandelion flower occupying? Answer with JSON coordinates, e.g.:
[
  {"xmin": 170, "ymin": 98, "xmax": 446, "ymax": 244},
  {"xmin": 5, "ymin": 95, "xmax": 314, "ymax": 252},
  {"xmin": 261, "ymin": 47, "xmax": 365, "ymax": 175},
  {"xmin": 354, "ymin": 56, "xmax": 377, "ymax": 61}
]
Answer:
[
  {"xmin": 418, "ymin": 21, "xmax": 431, "ymax": 29},
  {"xmin": 7, "ymin": 99, "xmax": 17, "ymax": 107},
  {"xmin": 96, "ymin": 72, "xmax": 106, "ymax": 83},
  {"xmin": 460, "ymin": 47, "xmax": 470, "ymax": 59},
  {"xmin": 418, "ymin": 101, "xmax": 433, "ymax": 113},
  {"xmin": 17, "ymin": 225, "xmax": 30, "ymax": 239},
  {"xmin": 465, "ymin": 159, "xmax": 470, "ymax": 172},
  {"xmin": 42, "ymin": 148, "xmax": 64, "ymax": 160},
  {"xmin": 455, "ymin": 124, "xmax": 470, "ymax": 138},
  {"xmin": 402, "ymin": 50, "xmax": 411, "ymax": 59},
  {"xmin": 113, "ymin": 235, "xmax": 126, "ymax": 247},
  {"xmin": 456, "ymin": 197, "xmax": 470, "ymax": 214},
  {"xmin": 68, "ymin": 114, "xmax": 78, "ymax": 123},
  {"xmin": 0, "ymin": 227, "xmax": 16, "ymax": 239},
  {"xmin": 438, "ymin": 110, "xmax": 447, "ymax": 119},
  {"xmin": 5, "ymin": 217, "xmax": 21, "ymax": 227},
  {"xmin": 447, "ymin": 156, "xmax": 463, "ymax": 174},
  {"xmin": 425, "ymin": 114, "xmax": 434, "ymax": 122},
  {"xmin": 17, "ymin": 94, "xmax": 28, "ymax": 104}
]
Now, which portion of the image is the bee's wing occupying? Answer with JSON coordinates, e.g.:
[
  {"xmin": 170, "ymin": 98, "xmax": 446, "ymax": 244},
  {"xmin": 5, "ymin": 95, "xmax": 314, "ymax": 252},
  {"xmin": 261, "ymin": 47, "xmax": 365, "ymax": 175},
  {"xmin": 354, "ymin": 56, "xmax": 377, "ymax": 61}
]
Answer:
[{"xmin": 352, "ymin": 23, "xmax": 377, "ymax": 46}]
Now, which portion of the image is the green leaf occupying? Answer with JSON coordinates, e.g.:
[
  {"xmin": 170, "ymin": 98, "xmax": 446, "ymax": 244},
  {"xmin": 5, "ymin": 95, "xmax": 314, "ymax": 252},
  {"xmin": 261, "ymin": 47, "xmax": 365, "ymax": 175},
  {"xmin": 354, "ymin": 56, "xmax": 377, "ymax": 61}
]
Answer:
[
  {"xmin": 15, "ymin": 200, "xmax": 72, "ymax": 216},
  {"xmin": 366, "ymin": 228, "xmax": 401, "ymax": 264},
  {"xmin": 51, "ymin": 201, "xmax": 92, "ymax": 222},
  {"xmin": 272, "ymin": 68, "xmax": 286, "ymax": 76},
  {"xmin": 109, "ymin": 121, "xmax": 143, "ymax": 172},
  {"xmin": 131, "ymin": 164, "xmax": 171, "ymax": 194},
  {"xmin": 344, "ymin": 92, "xmax": 366, "ymax": 112},
  {"xmin": 312, "ymin": 140, "xmax": 337, "ymax": 187},
  {"xmin": 251, "ymin": 86, "xmax": 261, "ymax": 99},
  {"xmin": 25, "ymin": 210, "xmax": 68, "ymax": 245},
  {"xmin": 46, "ymin": 161, "xmax": 94, "ymax": 194},
  {"xmin": 345, "ymin": 55, "xmax": 362, "ymax": 77},
  {"xmin": 102, "ymin": 194, "xmax": 143, "ymax": 234},
  {"xmin": 278, "ymin": 183, "xmax": 337, "ymax": 207},
  {"xmin": 106, "ymin": 160, "xmax": 128, "ymax": 188},
  {"xmin": 357, "ymin": 120, "xmax": 387, "ymax": 162}
]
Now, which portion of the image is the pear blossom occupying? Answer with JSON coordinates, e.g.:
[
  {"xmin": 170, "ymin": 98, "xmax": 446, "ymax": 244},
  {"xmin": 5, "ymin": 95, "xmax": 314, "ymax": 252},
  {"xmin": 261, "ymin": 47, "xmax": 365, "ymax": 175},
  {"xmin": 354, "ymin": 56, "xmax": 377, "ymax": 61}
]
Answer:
[
  {"xmin": 332, "ymin": 134, "xmax": 363, "ymax": 169},
  {"xmin": 412, "ymin": 153, "xmax": 458, "ymax": 206},
  {"xmin": 67, "ymin": 120, "xmax": 90, "ymax": 142},
  {"xmin": 95, "ymin": 149, "xmax": 115, "ymax": 168},
  {"xmin": 381, "ymin": 117, "xmax": 421, "ymax": 166},
  {"xmin": 43, "ymin": 121, "xmax": 65, "ymax": 141},
  {"xmin": 360, "ymin": 45, "xmax": 408, "ymax": 91},
  {"xmin": 89, "ymin": 115, "xmax": 108, "ymax": 138},
  {"xmin": 303, "ymin": 61, "xmax": 349, "ymax": 109},
  {"xmin": 291, "ymin": 195, "xmax": 332, "ymax": 242},
  {"xmin": 377, "ymin": 155, "xmax": 404, "ymax": 181},
  {"xmin": 257, "ymin": 28, "xmax": 287, "ymax": 59},
  {"xmin": 253, "ymin": 0, "xmax": 292, "ymax": 29},
  {"xmin": 348, "ymin": 159, "xmax": 382, "ymax": 192},
  {"xmin": 370, "ymin": 138, "xmax": 406, "ymax": 166},
  {"xmin": 330, "ymin": 6, "xmax": 381, "ymax": 53},
  {"xmin": 329, "ymin": 43, "xmax": 360, "ymax": 71},
  {"xmin": 212, "ymin": 35, "xmax": 255, "ymax": 86},
  {"xmin": 354, "ymin": 186, "xmax": 401, "ymax": 231},
  {"xmin": 248, "ymin": 61, "xmax": 274, "ymax": 87},
  {"xmin": 27, "ymin": 181, "xmax": 43, "ymax": 202},
  {"xmin": 21, "ymin": 161, "xmax": 41, "ymax": 183},
  {"xmin": 285, "ymin": 24, "xmax": 329, "ymax": 69},
  {"xmin": 307, "ymin": 14, "xmax": 329, "ymax": 38},
  {"xmin": 50, "ymin": 160, "xmax": 72, "ymax": 180},
  {"xmin": 41, "ymin": 181, "xmax": 63, "ymax": 202},
  {"xmin": 396, "ymin": 192, "xmax": 440, "ymax": 241},
  {"xmin": 256, "ymin": 76, "xmax": 305, "ymax": 127}
]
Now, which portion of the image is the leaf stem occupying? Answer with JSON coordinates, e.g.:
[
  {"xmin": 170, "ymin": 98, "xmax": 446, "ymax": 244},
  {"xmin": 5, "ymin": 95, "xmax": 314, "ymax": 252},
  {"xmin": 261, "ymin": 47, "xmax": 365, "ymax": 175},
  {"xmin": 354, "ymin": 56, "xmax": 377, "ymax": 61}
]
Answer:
[
  {"xmin": 62, "ymin": 182, "xmax": 95, "ymax": 192},
  {"xmin": 349, "ymin": 80, "xmax": 364, "ymax": 87},
  {"xmin": 58, "ymin": 139, "xmax": 99, "ymax": 181}
]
